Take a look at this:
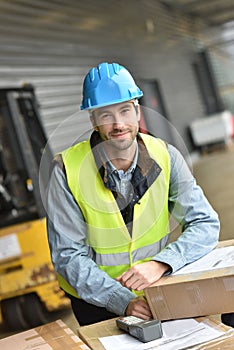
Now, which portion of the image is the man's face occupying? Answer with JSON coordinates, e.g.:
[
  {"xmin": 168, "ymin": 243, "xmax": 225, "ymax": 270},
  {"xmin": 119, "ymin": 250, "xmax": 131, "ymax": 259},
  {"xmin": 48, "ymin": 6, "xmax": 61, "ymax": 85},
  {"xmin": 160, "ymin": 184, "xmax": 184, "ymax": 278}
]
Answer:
[{"xmin": 91, "ymin": 101, "xmax": 140, "ymax": 151}]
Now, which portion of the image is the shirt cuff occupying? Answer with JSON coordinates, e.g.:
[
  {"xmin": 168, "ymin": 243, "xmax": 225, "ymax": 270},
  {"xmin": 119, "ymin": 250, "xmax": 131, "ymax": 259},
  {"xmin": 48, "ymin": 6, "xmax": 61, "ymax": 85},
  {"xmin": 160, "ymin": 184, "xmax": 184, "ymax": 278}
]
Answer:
[
  {"xmin": 153, "ymin": 247, "xmax": 187, "ymax": 273},
  {"xmin": 106, "ymin": 285, "xmax": 136, "ymax": 315}
]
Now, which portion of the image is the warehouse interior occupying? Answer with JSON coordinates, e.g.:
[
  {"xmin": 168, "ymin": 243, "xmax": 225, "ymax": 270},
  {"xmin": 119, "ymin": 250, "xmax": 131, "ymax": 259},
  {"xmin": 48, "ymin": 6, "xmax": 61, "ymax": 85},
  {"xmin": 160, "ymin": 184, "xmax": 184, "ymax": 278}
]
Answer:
[{"xmin": 0, "ymin": 0, "xmax": 234, "ymax": 345}]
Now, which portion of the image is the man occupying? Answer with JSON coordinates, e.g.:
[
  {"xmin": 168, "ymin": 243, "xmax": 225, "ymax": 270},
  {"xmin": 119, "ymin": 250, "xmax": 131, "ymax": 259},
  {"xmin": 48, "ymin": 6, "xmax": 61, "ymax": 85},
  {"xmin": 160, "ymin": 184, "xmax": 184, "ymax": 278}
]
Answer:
[{"xmin": 46, "ymin": 62, "xmax": 220, "ymax": 326}]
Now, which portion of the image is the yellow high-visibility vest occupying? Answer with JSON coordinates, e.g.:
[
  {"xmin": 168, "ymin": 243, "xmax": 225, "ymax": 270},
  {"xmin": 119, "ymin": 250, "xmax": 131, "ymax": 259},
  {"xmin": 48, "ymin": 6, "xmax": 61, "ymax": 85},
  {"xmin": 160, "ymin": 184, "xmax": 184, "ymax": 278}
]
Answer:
[{"xmin": 58, "ymin": 134, "xmax": 171, "ymax": 297}]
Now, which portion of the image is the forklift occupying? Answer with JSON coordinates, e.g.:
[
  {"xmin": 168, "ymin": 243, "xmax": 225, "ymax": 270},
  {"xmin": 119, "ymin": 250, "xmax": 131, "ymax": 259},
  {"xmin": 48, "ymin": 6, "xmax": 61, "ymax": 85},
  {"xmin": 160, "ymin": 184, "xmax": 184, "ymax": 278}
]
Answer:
[{"xmin": 0, "ymin": 85, "xmax": 70, "ymax": 331}]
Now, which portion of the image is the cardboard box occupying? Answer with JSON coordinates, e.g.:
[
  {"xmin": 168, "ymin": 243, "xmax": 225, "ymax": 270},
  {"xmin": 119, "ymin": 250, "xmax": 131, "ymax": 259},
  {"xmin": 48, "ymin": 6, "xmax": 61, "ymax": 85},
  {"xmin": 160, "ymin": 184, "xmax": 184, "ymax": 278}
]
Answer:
[
  {"xmin": 145, "ymin": 239, "xmax": 234, "ymax": 321},
  {"xmin": 78, "ymin": 315, "xmax": 234, "ymax": 350},
  {"xmin": 0, "ymin": 319, "xmax": 91, "ymax": 350}
]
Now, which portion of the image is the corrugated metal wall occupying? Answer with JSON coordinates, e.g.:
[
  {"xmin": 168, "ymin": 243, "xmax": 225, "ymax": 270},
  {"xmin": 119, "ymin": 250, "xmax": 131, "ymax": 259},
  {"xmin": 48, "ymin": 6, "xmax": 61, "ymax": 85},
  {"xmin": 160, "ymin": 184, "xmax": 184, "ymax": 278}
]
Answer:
[{"xmin": 0, "ymin": 0, "xmax": 216, "ymax": 153}]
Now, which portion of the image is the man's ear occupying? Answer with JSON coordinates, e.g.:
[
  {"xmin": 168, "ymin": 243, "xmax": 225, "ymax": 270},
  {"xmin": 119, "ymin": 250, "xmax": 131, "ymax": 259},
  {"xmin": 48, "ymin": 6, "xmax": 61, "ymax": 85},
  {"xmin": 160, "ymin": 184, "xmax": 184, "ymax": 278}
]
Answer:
[
  {"xmin": 90, "ymin": 115, "xmax": 95, "ymax": 127},
  {"xmin": 133, "ymin": 100, "xmax": 141, "ymax": 122},
  {"xmin": 90, "ymin": 115, "xmax": 98, "ymax": 131},
  {"xmin": 136, "ymin": 105, "xmax": 141, "ymax": 122}
]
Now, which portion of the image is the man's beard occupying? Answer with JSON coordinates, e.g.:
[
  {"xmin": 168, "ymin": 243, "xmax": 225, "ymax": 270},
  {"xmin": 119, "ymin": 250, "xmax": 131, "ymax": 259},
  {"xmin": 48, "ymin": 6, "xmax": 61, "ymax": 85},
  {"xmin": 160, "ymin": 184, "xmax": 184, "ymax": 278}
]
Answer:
[
  {"xmin": 104, "ymin": 136, "xmax": 136, "ymax": 151},
  {"xmin": 99, "ymin": 126, "xmax": 138, "ymax": 151}
]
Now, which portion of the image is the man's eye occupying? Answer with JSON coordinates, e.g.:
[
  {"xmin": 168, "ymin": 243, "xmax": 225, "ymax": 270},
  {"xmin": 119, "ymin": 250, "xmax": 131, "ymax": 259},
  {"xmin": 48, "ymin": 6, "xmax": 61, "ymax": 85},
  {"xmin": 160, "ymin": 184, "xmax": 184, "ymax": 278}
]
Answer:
[
  {"xmin": 100, "ymin": 114, "xmax": 111, "ymax": 119},
  {"xmin": 121, "ymin": 108, "xmax": 130, "ymax": 114}
]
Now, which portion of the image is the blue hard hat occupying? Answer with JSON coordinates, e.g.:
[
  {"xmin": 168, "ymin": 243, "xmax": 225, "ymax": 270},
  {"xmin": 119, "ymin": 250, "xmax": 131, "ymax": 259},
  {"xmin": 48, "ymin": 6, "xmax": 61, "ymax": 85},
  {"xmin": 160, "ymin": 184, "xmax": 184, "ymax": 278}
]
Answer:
[{"xmin": 80, "ymin": 62, "xmax": 143, "ymax": 110}]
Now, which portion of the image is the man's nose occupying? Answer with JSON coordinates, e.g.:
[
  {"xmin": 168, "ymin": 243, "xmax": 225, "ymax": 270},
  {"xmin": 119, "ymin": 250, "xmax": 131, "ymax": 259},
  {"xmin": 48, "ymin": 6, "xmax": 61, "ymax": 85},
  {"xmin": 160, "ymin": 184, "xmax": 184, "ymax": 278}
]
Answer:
[{"xmin": 113, "ymin": 113, "xmax": 125, "ymax": 127}]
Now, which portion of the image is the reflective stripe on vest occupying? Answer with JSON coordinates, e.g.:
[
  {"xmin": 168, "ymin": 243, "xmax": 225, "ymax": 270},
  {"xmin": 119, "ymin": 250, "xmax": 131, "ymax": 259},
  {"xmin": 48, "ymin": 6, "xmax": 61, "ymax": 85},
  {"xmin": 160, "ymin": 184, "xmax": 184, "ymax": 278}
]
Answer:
[
  {"xmin": 59, "ymin": 134, "xmax": 171, "ymax": 297},
  {"xmin": 95, "ymin": 235, "xmax": 170, "ymax": 266}
]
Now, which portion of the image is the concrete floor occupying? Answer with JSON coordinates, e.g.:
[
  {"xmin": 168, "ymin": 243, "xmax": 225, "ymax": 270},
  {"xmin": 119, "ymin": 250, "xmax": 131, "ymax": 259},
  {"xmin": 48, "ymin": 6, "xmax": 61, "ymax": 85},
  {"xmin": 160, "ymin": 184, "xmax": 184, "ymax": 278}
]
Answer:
[{"xmin": 0, "ymin": 144, "xmax": 234, "ymax": 339}]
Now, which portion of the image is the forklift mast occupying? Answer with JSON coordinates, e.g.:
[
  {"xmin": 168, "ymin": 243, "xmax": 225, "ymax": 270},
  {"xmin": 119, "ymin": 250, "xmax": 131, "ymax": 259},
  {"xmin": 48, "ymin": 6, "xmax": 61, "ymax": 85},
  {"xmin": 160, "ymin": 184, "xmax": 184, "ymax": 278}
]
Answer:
[
  {"xmin": 0, "ymin": 84, "xmax": 52, "ymax": 227},
  {"xmin": 0, "ymin": 85, "xmax": 69, "ymax": 332}
]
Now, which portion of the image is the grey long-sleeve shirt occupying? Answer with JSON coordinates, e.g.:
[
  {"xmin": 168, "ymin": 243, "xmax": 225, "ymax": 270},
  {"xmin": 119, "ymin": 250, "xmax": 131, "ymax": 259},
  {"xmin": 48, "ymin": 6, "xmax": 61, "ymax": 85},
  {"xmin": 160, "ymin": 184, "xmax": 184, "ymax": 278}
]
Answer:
[{"xmin": 46, "ymin": 143, "xmax": 220, "ymax": 316}]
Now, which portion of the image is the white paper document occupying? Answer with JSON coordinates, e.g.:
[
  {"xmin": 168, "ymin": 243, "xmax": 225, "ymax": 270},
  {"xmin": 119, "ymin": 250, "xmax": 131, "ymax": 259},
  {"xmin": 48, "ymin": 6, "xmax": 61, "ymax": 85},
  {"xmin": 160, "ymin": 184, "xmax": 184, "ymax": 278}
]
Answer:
[
  {"xmin": 173, "ymin": 246, "xmax": 234, "ymax": 275},
  {"xmin": 99, "ymin": 318, "xmax": 225, "ymax": 350}
]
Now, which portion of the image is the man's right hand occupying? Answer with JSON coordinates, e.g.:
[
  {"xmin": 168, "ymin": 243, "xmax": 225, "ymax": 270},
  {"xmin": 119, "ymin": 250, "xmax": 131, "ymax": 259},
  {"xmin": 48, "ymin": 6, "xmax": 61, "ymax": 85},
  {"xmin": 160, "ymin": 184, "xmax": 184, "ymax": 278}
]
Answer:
[{"xmin": 125, "ymin": 297, "xmax": 153, "ymax": 320}]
